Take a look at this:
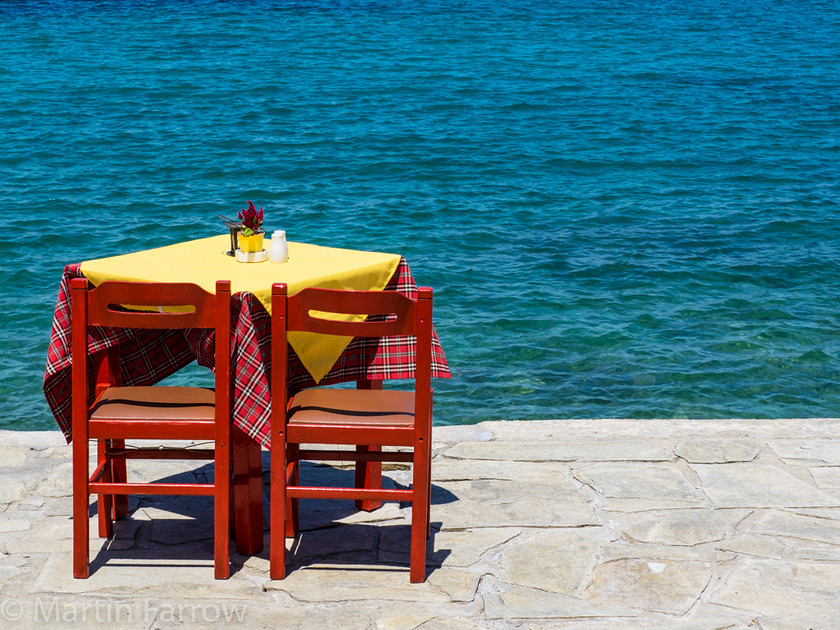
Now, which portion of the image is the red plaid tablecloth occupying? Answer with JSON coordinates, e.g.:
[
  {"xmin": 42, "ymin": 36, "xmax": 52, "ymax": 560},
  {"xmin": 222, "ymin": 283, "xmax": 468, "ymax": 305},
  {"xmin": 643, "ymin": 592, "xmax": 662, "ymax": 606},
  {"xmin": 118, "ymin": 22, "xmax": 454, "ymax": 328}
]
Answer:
[{"xmin": 43, "ymin": 258, "xmax": 450, "ymax": 448}]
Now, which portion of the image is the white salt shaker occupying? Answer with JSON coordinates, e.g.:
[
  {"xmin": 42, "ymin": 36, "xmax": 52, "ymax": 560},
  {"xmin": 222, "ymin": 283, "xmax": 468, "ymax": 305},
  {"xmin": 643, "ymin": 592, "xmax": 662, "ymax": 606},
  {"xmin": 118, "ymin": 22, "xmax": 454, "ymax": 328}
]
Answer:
[{"xmin": 269, "ymin": 230, "xmax": 288, "ymax": 263}]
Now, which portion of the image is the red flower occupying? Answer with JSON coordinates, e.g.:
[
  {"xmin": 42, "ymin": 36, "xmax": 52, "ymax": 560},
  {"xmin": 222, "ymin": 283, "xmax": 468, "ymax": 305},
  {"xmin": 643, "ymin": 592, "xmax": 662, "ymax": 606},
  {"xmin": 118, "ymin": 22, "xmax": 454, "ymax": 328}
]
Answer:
[{"xmin": 238, "ymin": 201, "xmax": 264, "ymax": 235}]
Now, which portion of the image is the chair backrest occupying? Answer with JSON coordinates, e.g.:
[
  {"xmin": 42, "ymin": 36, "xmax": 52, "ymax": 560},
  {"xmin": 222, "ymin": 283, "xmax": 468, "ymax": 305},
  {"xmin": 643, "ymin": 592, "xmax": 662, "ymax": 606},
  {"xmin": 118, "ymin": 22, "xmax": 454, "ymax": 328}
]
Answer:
[
  {"xmin": 284, "ymin": 286, "xmax": 425, "ymax": 338},
  {"xmin": 270, "ymin": 283, "xmax": 434, "ymax": 419},
  {"xmin": 70, "ymin": 278, "xmax": 232, "ymax": 420},
  {"xmin": 76, "ymin": 280, "xmax": 225, "ymax": 330}
]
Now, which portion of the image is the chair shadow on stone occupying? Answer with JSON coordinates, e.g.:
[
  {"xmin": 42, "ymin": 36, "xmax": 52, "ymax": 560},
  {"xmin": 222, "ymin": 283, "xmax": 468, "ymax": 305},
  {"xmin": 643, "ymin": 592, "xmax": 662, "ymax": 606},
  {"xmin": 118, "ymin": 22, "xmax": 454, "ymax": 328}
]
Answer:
[
  {"xmin": 87, "ymin": 462, "xmax": 235, "ymax": 575},
  {"xmin": 87, "ymin": 458, "xmax": 458, "ymax": 577},
  {"xmin": 264, "ymin": 461, "xmax": 456, "ymax": 575}
]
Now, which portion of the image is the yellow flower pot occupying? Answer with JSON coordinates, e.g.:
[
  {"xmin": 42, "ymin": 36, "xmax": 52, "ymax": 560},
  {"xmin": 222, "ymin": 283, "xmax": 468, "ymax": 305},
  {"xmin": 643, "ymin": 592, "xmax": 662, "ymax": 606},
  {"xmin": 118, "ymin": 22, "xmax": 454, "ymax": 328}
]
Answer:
[{"xmin": 238, "ymin": 232, "xmax": 264, "ymax": 253}]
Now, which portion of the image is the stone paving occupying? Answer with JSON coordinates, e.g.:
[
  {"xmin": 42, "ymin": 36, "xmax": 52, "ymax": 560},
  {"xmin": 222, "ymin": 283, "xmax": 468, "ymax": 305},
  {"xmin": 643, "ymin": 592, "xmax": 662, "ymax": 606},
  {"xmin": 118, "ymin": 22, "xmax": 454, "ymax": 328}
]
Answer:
[{"xmin": 1, "ymin": 418, "xmax": 839, "ymax": 629}]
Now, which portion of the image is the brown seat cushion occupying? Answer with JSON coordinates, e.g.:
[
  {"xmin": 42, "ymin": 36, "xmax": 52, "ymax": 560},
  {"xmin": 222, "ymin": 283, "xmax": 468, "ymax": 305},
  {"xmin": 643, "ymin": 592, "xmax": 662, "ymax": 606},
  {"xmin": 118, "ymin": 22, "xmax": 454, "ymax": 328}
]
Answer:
[
  {"xmin": 288, "ymin": 388, "xmax": 415, "ymax": 427},
  {"xmin": 90, "ymin": 386, "xmax": 216, "ymax": 421}
]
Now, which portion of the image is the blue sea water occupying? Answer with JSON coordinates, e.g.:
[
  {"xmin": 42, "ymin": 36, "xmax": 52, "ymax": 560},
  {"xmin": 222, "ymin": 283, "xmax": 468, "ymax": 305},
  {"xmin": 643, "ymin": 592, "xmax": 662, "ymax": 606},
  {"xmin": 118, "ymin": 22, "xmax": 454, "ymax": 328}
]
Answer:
[{"xmin": 1, "ymin": 0, "xmax": 839, "ymax": 431}]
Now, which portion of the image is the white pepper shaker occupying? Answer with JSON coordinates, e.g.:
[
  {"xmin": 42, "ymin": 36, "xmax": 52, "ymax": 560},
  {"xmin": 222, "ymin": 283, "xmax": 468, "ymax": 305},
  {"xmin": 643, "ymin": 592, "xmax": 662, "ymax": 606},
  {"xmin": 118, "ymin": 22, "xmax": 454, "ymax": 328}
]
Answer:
[{"xmin": 269, "ymin": 230, "xmax": 288, "ymax": 263}]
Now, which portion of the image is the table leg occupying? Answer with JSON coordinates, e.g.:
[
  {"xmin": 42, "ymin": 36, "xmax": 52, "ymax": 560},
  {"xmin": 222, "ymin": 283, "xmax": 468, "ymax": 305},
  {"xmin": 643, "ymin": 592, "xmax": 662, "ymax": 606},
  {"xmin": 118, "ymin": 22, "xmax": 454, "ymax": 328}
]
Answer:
[
  {"xmin": 111, "ymin": 439, "xmax": 129, "ymax": 519},
  {"xmin": 233, "ymin": 426, "xmax": 264, "ymax": 555},
  {"xmin": 355, "ymin": 379, "xmax": 383, "ymax": 511},
  {"xmin": 95, "ymin": 349, "xmax": 129, "ymax": 522},
  {"xmin": 96, "ymin": 440, "xmax": 113, "ymax": 538}
]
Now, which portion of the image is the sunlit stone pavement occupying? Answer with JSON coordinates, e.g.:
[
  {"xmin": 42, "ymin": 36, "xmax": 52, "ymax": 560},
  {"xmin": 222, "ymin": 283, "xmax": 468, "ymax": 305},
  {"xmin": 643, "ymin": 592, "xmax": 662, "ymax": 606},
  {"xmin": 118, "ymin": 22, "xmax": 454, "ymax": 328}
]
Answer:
[{"xmin": 1, "ymin": 418, "xmax": 839, "ymax": 629}]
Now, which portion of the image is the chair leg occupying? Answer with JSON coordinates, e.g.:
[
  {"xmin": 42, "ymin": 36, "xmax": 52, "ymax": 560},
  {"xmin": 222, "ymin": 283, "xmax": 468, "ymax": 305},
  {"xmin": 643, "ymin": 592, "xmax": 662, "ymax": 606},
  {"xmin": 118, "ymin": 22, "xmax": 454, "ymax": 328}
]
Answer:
[
  {"xmin": 270, "ymin": 434, "xmax": 287, "ymax": 579},
  {"xmin": 232, "ymin": 427, "xmax": 264, "ymax": 555},
  {"xmin": 410, "ymin": 435, "xmax": 431, "ymax": 583},
  {"xmin": 214, "ymin": 437, "xmax": 231, "ymax": 579},
  {"xmin": 355, "ymin": 445, "xmax": 382, "ymax": 512},
  {"xmin": 427, "ymin": 395, "xmax": 434, "ymax": 539},
  {"xmin": 72, "ymin": 437, "xmax": 90, "ymax": 579}
]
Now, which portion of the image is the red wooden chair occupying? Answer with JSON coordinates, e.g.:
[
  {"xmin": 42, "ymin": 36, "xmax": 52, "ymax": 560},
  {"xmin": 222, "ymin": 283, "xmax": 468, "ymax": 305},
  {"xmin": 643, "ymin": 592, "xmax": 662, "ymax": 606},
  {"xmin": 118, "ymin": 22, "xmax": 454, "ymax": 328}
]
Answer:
[
  {"xmin": 70, "ymin": 278, "xmax": 234, "ymax": 579},
  {"xmin": 269, "ymin": 283, "xmax": 434, "ymax": 583}
]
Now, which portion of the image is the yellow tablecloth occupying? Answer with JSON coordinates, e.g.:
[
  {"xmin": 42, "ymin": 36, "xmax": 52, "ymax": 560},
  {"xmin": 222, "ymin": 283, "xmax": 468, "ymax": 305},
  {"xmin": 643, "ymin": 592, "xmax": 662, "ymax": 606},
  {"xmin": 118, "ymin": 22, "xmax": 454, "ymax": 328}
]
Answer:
[{"xmin": 80, "ymin": 235, "xmax": 402, "ymax": 382}]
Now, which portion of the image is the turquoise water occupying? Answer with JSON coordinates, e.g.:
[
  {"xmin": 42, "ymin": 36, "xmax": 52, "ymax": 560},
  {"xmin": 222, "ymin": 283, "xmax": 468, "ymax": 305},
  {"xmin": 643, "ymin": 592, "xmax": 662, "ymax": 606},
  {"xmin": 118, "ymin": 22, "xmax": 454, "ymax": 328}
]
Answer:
[{"xmin": 2, "ymin": 0, "xmax": 839, "ymax": 430}]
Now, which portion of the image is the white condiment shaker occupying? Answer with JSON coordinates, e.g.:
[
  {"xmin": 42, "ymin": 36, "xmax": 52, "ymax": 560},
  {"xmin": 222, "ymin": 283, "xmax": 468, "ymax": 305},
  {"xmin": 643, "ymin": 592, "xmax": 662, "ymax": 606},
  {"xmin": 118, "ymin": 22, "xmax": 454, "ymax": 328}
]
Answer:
[{"xmin": 269, "ymin": 230, "xmax": 288, "ymax": 263}]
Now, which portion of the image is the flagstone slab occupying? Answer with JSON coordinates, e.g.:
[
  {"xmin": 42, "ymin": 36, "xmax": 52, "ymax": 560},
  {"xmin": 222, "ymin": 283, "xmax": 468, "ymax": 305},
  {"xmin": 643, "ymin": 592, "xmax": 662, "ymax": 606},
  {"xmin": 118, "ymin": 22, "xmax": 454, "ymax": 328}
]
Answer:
[
  {"xmin": 538, "ymin": 609, "xmax": 754, "ymax": 630},
  {"xmin": 443, "ymin": 440, "xmax": 672, "ymax": 462},
  {"xmin": 584, "ymin": 558, "xmax": 712, "ymax": 616},
  {"xmin": 710, "ymin": 558, "xmax": 840, "ymax": 625},
  {"xmin": 599, "ymin": 498, "xmax": 710, "ymax": 513},
  {"xmin": 0, "ymin": 445, "xmax": 27, "ymax": 468},
  {"xmin": 614, "ymin": 508, "xmax": 750, "ymax": 546},
  {"xmin": 373, "ymin": 609, "xmax": 452, "ymax": 630},
  {"xmin": 500, "ymin": 527, "xmax": 609, "ymax": 594},
  {"xmin": 431, "ymin": 480, "xmax": 598, "ymax": 529},
  {"xmin": 750, "ymin": 509, "xmax": 840, "ymax": 546},
  {"xmin": 539, "ymin": 603, "xmax": 755, "ymax": 629},
  {"xmin": 691, "ymin": 463, "xmax": 838, "ymax": 508},
  {"xmin": 600, "ymin": 540, "xmax": 737, "ymax": 565},
  {"xmin": 425, "ymin": 566, "xmax": 482, "ymax": 602},
  {"xmin": 43, "ymin": 495, "xmax": 74, "ymax": 517},
  {"xmin": 431, "ymin": 458, "xmax": 571, "ymax": 482},
  {"xmin": 0, "ymin": 554, "xmax": 28, "ymax": 588},
  {"xmin": 483, "ymin": 580, "xmax": 641, "ymax": 620},
  {"xmin": 715, "ymin": 534, "xmax": 786, "ymax": 559},
  {"xmin": 0, "ymin": 430, "xmax": 67, "ymax": 448},
  {"xmin": 31, "ymin": 552, "xmax": 257, "ymax": 597},
  {"xmin": 6, "ymin": 459, "xmax": 58, "ymax": 489},
  {"xmin": 433, "ymin": 424, "xmax": 495, "ymax": 444},
  {"xmin": 572, "ymin": 462, "xmax": 705, "ymax": 504},
  {"xmin": 34, "ymin": 462, "xmax": 74, "ymax": 498},
  {"xmin": 0, "ymin": 516, "xmax": 31, "ymax": 534},
  {"xmin": 793, "ymin": 507, "xmax": 840, "ymax": 520},
  {"xmin": 17, "ymin": 497, "xmax": 45, "ymax": 511},
  {"xmin": 674, "ymin": 439, "xmax": 763, "ymax": 463},
  {"xmin": 794, "ymin": 546, "xmax": 840, "ymax": 561},
  {"xmin": 810, "ymin": 466, "xmax": 840, "ymax": 489},
  {"xmin": 399, "ymin": 616, "xmax": 488, "ymax": 630},
  {"xmin": 768, "ymin": 440, "xmax": 840, "ymax": 465},
  {"xmin": 750, "ymin": 620, "xmax": 808, "ymax": 630},
  {"xmin": 263, "ymin": 565, "xmax": 450, "ymax": 603},
  {"xmin": 380, "ymin": 526, "xmax": 520, "ymax": 568},
  {"xmin": 171, "ymin": 601, "xmax": 375, "ymax": 630},
  {"xmin": 455, "ymin": 418, "xmax": 840, "ymax": 444},
  {"xmin": 368, "ymin": 601, "xmax": 485, "ymax": 630},
  {"xmin": 4, "ymin": 515, "xmax": 72, "ymax": 554}
]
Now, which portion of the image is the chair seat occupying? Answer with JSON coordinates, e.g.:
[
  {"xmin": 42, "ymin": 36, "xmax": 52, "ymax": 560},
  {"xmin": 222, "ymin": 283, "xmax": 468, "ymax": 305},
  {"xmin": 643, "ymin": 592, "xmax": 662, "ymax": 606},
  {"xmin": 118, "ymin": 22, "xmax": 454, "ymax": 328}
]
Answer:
[
  {"xmin": 90, "ymin": 386, "xmax": 216, "ymax": 422},
  {"xmin": 288, "ymin": 388, "xmax": 415, "ymax": 427}
]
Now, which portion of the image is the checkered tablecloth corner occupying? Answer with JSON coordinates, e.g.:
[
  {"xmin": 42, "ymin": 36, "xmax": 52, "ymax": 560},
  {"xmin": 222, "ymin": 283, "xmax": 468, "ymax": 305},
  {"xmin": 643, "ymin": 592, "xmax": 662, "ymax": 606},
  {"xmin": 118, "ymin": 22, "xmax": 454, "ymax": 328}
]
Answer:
[
  {"xmin": 43, "ymin": 264, "xmax": 201, "ymax": 442},
  {"xmin": 43, "ymin": 257, "xmax": 450, "ymax": 448}
]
